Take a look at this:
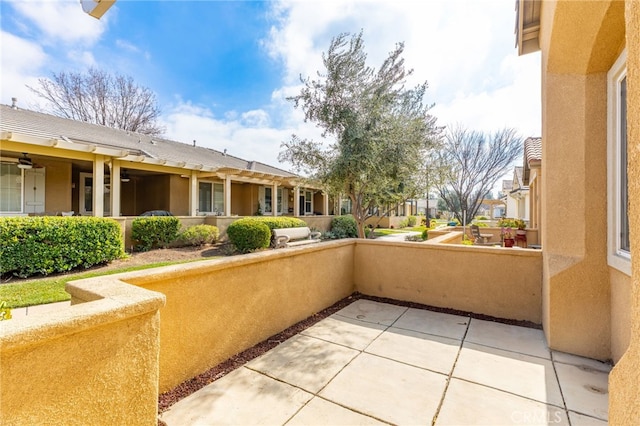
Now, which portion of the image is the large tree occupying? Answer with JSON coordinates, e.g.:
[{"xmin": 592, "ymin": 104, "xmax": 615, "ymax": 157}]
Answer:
[
  {"xmin": 432, "ymin": 126, "xmax": 522, "ymax": 223},
  {"xmin": 28, "ymin": 67, "xmax": 164, "ymax": 136},
  {"xmin": 279, "ymin": 32, "xmax": 439, "ymax": 238}
]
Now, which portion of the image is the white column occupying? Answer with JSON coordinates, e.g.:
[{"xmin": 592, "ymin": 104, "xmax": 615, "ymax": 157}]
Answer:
[
  {"xmin": 323, "ymin": 192, "xmax": 329, "ymax": 215},
  {"xmin": 294, "ymin": 187, "xmax": 300, "ymax": 216},
  {"xmin": 190, "ymin": 170, "xmax": 198, "ymax": 216},
  {"xmin": 225, "ymin": 175, "xmax": 232, "ymax": 216},
  {"xmin": 93, "ymin": 155, "xmax": 105, "ymax": 217},
  {"xmin": 111, "ymin": 160, "xmax": 121, "ymax": 217},
  {"xmin": 272, "ymin": 183, "xmax": 278, "ymax": 216}
]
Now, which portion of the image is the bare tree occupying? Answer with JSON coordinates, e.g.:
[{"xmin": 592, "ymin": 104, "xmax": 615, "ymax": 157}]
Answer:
[
  {"xmin": 28, "ymin": 68, "xmax": 164, "ymax": 136},
  {"xmin": 432, "ymin": 126, "xmax": 522, "ymax": 222}
]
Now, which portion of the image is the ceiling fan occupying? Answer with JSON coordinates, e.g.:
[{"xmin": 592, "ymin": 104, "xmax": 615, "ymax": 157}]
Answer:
[{"xmin": 17, "ymin": 153, "xmax": 43, "ymax": 170}]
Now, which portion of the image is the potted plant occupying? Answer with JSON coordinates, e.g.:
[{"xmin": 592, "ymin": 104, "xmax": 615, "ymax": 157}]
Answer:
[
  {"xmin": 515, "ymin": 219, "xmax": 527, "ymax": 236},
  {"xmin": 502, "ymin": 227, "xmax": 515, "ymax": 247}
]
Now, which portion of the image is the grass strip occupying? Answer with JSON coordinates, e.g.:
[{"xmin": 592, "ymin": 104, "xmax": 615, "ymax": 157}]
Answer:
[{"xmin": 0, "ymin": 258, "xmax": 218, "ymax": 309}]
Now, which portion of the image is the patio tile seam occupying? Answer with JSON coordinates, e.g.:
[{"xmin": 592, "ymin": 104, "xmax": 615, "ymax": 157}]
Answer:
[
  {"xmin": 450, "ymin": 376, "xmax": 568, "ymax": 411},
  {"xmin": 549, "ymin": 356, "xmax": 572, "ymax": 418},
  {"xmin": 430, "ymin": 314, "xmax": 471, "ymax": 426},
  {"xmin": 360, "ymin": 350, "xmax": 454, "ymax": 378},
  {"xmin": 302, "ymin": 395, "xmax": 396, "ymax": 426},
  {"xmin": 462, "ymin": 339, "xmax": 552, "ymax": 361},
  {"xmin": 567, "ymin": 409, "xmax": 608, "ymax": 423},
  {"xmin": 384, "ymin": 324, "xmax": 466, "ymax": 342}
]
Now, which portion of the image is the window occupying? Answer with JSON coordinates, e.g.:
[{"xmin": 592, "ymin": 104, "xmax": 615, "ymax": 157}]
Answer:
[
  {"xmin": 0, "ymin": 162, "xmax": 22, "ymax": 213},
  {"xmin": 305, "ymin": 191, "xmax": 312, "ymax": 214},
  {"xmin": 607, "ymin": 49, "xmax": 630, "ymax": 275},
  {"xmin": 263, "ymin": 187, "xmax": 283, "ymax": 215},
  {"xmin": 199, "ymin": 182, "xmax": 224, "ymax": 215}
]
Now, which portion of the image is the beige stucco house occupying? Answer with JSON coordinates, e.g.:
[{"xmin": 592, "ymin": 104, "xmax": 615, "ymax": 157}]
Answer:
[
  {"xmin": 0, "ymin": 104, "xmax": 333, "ymax": 220},
  {"xmin": 524, "ymin": 136, "xmax": 542, "ymax": 232},
  {"xmin": 516, "ymin": 0, "xmax": 639, "ymax": 421}
]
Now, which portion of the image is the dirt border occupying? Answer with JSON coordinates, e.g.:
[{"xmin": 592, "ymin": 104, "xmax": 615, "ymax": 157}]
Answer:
[{"xmin": 158, "ymin": 292, "xmax": 541, "ymax": 414}]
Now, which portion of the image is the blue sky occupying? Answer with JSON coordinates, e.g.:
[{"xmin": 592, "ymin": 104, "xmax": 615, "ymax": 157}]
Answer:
[{"xmin": 1, "ymin": 0, "xmax": 541, "ymax": 175}]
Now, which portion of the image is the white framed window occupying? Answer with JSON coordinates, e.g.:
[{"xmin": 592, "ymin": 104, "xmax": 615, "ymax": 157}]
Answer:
[
  {"xmin": 0, "ymin": 161, "xmax": 23, "ymax": 213},
  {"xmin": 607, "ymin": 49, "xmax": 630, "ymax": 275},
  {"xmin": 198, "ymin": 181, "xmax": 224, "ymax": 215},
  {"xmin": 262, "ymin": 187, "xmax": 283, "ymax": 215}
]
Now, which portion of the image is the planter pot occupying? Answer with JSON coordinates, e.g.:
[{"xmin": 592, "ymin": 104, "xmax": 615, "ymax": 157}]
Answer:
[
  {"xmin": 504, "ymin": 238, "xmax": 515, "ymax": 248},
  {"xmin": 516, "ymin": 229, "xmax": 527, "ymax": 236}
]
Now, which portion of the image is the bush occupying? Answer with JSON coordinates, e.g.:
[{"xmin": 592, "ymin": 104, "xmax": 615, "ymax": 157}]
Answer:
[
  {"xmin": 227, "ymin": 218, "xmax": 271, "ymax": 253},
  {"xmin": 131, "ymin": 216, "xmax": 180, "ymax": 251},
  {"xmin": 178, "ymin": 224, "xmax": 219, "ymax": 246},
  {"xmin": 497, "ymin": 217, "xmax": 518, "ymax": 228},
  {"xmin": 399, "ymin": 218, "xmax": 409, "ymax": 228},
  {"xmin": 252, "ymin": 217, "xmax": 307, "ymax": 230},
  {"xmin": 407, "ymin": 215, "xmax": 417, "ymax": 227},
  {"xmin": 476, "ymin": 215, "xmax": 489, "ymax": 221},
  {"xmin": 0, "ymin": 216, "xmax": 124, "ymax": 278},
  {"xmin": 422, "ymin": 229, "xmax": 429, "ymax": 240},
  {"xmin": 330, "ymin": 215, "xmax": 358, "ymax": 239}
]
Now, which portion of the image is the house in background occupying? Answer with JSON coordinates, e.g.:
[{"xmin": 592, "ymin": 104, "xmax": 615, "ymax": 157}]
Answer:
[
  {"xmin": 516, "ymin": 0, "xmax": 640, "ymax": 421},
  {"xmin": 506, "ymin": 166, "xmax": 530, "ymax": 222},
  {"xmin": 0, "ymin": 104, "xmax": 332, "ymax": 221},
  {"xmin": 524, "ymin": 136, "xmax": 542, "ymax": 232}
]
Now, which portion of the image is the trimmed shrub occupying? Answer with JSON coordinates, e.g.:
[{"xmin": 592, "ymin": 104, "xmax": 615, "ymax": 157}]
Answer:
[
  {"xmin": 422, "ymin": 229, "xmax": 429, "ymax": 240},
  {"xmin": 407, "ymin": 215, "xmax": 417, "ymax": 227},
  {"xmin": 227, "ymin": 218, "xmax": 271, "ymax": 253},
  {"xmin": 132, "ymin": 216, "xmax": 180, "ymax": 251},
  {"xmin": 399, "ymin": 218, "xmax": 410, "ymax": 228},
  {"xmin": 330, "ymin": 215, "xmax": 358, "ymax": 239},
  {"xmin": 252, "ymin": 216, "xmax": 307, "ymax": 230},
  {"xmin": 178, "ymin": 224, "xmax": 220, "ymax": 246},
  {"xmin": 0, "ymin": 216, "xmax": 124, "ymax": 278}
]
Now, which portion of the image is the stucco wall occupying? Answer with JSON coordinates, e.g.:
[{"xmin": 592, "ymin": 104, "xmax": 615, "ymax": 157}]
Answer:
[
  {"xmin": 37, "ymin": 157, "xmax": 72, "ymax": 213},
  {"xmin": 353, "ymin": 240, "xmax": 543, "ymax": 323},
  {"xmin": 125, "ymin": 240, "xmax": 355, "ymax": 392},
  {"xmin": 0, "ymin": 278, "xmax": 165, "ymax": 425},
  {"xmin": 609, "ymin": 1, "xmax": 640, "ymax": 423},
  {"xmin": 539, "ymin": 0, "xmax": 624, "ymax": 360},
  {"xmin": 169, "ymin": 174, "xmax": 189, "ymax": 216}
]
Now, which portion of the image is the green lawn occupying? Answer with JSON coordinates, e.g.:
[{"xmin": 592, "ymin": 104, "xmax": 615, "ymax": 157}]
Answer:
[{"xmin": 0, "ymin": 258, "xmax": 218, "ymax": 309}]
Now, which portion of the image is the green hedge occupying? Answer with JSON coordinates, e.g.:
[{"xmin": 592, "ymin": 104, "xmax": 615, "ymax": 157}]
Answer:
[
  {"xmin": 251, "ymin": 216, "xmax": 307, "ymax": 230},
  {"xmin": 131, "ymin": 216, "xmax": 180, "ymax": 251},
  {"xmin": 178, "ymin": 224, "xmax": 220, "ymax": 246},
  {"xmin": 0, "ymin": 217, "xmax": 124, "ymax": 278},
  {"xmin": 330, "ymin": 215, "xmax": 358, "ymax": 238},
  {"xmin": 227, "ymin": 218, "xmax": 271, "ymax": 253}
]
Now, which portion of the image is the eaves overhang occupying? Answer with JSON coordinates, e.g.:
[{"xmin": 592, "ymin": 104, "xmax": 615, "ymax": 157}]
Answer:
[{"xmin": 515, "ymin": 0, "xmax": 541, "ymax": 56}]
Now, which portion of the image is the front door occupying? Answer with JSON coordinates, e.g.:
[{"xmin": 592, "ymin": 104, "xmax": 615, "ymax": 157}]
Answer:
[
  {"xmin": 79, "ymin": 172, "xmax": 110, "ymax": 216},
  {"xmin": 23, "ymin": 168, "xmax": 45, "ymax": 214}
]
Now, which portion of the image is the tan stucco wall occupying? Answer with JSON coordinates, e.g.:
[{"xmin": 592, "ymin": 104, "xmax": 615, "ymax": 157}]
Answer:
[
  {"xmin": 36, "ymin": 157, "xmax": 72, "ymax": 213},
  {"xmin": 353, "ymin": 240, "xmax": 542, "ymax": 323},
  {"xmin": 610, "ymin": 267, "xmax": 632, "ymax": 362},
  {"xmin": 169, "ymin": 174, "xmax": 189, "ymax": 215},
  {"xmin": 539, "ymin": 0, "xmax": 624, "ymax": 360},
  {"xmin": 139, "ymin": 174, "xmax": 171, "ymax": 212},
  {"xmin": 609, "ymin": 1, "xmax": 640, "ymax": 423},
  {"xmin": 0, "ymin": 279, "xmax": 165, "ymax": 425},
  {"xmin": 125, "ymin": 240, "xmax": 355, "ymax": 392}
]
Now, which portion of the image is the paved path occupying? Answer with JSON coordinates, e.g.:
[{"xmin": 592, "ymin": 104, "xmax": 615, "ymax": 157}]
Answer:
[{"xmin": 160, "ymin": 300, "xmax": 610, "ymax": 425}]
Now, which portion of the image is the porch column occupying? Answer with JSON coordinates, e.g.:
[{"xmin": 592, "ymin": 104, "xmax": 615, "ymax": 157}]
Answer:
[
  {"xmin": 111, "ymin": 160, "xmax": 121, "ymax": 217},
  {"xmin": 93, "ymin": 155, "xmax": 105, "ymax": 217},
  {"xmin": 189, "ymin": 170, "xmax": 198, "ymax": 216},
  {"xmin": 272, "ymin": 182, "xmax": 278, "ymax": 216},
  {"xmin": 294, "ymin": 187, "xmax": 300, "ymax": 216},
  {"xmin": 224, "ymin": 175, "xmax": 232, "ymax": 216},
  {"xmin": 323, "ymin": 192, "xmax": 329, "ymax": 215}
]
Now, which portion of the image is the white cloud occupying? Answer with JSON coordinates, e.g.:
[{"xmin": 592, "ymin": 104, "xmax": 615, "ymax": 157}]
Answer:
[
  {"xmin": 0, "ymin": 31, "xmax": 47, "ymax": 105},
  {"xmin": 8, "ymin": 0, "xmax": 108, "ymax": 46}
]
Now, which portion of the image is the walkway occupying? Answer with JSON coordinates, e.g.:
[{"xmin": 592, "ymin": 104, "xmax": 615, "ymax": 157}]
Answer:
[{"xmin": 160, "ymin": 300, "xmax": 610, "ymax": 425}]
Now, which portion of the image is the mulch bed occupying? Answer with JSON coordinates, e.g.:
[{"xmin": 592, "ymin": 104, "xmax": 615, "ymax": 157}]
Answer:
[{"xmin": 158, "ymin": 292, "xmax": 541, "ymax": 415}]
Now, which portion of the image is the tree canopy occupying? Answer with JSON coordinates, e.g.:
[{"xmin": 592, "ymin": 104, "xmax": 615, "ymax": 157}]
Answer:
[
  {"xmin": 432, "ymin": 126, "xmax": 522, "ymax": 222},
  {"xmin": 279, "ymin": 32, "xmax": 440, "ymax": 237},
  {"xmin": 28, "ymin": 67, "xmax": 164, "ymax": 136}
]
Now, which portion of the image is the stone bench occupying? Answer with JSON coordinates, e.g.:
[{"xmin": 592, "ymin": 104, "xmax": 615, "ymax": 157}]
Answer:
[{"xmin": 273, "ymin": 227, "xmax": 322, "ymax": 249}]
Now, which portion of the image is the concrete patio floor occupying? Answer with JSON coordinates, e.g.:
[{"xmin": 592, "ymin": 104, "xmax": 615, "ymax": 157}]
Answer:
[{"xmin": 160, "ymin": 299, "xmax": 611, "ymax": 425}]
